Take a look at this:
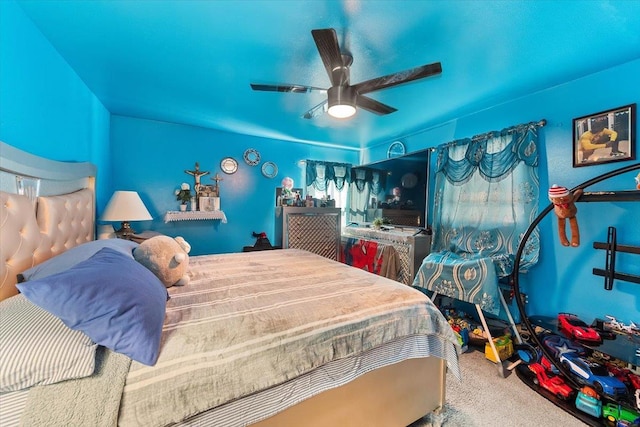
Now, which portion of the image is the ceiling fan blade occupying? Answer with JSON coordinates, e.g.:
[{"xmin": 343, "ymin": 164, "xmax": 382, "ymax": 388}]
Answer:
[
  {"xmin": 356, "ymin": 95, "xmax": 397, "ymax": 115},
  {"xmin": 352, "ymin": 62, "xmax": 442, "ymax": 95},
  {"xmin": 302, "ymin": 100, "xmax": 328, "ymax": 119},
  {"xmin": 250, "ymin": 83, "xmax": 326, "ymax": 93},
  {"xmin": 311, "ymin": 28, "xmax": 347, "ymax": 86}
]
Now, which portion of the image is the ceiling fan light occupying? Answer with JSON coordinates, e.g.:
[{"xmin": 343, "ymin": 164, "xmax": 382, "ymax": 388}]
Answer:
[
  {"xmin": 328, "ymin": 104, "xmax": 356, "ymax": 118},
  {"xmin": 327, "ymin": 86, "xmax": 356, "ymax": 118}
]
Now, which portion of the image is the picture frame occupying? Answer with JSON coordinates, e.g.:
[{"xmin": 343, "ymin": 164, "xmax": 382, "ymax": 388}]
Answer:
[
  {"xmin": 199, "ymin": 196, "xmax": 220, "ymax": 211},
  {"xmin": 573, "ymin": 104, "xmax": 635, "ymax": 167}
]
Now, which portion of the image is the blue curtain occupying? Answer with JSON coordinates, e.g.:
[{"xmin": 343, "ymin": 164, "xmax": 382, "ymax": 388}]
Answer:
[{"xmin": 413, "ymin": 122, "xmax": 541, "ymax": 314}]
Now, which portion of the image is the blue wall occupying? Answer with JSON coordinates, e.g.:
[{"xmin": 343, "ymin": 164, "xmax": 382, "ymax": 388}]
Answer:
[
  {"xmin": 109, "ymin": 116, "xmax": 359, "ymax": 255},
  {"xmin": 365, "ymin": 59, "xmax": 640, "ymax": 325},
  {"xmin": 0, "ymin": 0, "xmax": 112, "ymax": 207},
  {"xmin": 3, "ymin": 0, "xmax": 638, "ymax": 326}
]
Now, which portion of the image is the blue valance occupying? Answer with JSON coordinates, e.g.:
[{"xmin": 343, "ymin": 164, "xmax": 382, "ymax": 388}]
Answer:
[
  {"xmin": 434, "ymin": 123, "xmax": 540, "ymax": 185},
  {"xmin": 305, "ymin": 160, "xmax": 352, "ymax": 191}
]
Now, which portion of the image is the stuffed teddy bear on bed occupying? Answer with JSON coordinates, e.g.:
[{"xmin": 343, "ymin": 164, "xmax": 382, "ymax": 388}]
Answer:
[
  {"xmin": 133, "ymin": 235, "xmax": 191, "ymax": 287},
  {"xmin": 548, "ymin": 184, "xmax": 583, "ymax": 247}
]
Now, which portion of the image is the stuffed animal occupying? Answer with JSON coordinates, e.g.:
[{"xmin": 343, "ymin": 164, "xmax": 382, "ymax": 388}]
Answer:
[
  {"xmin": 548, "ymin": 184, "xmax": 583, "ymax": 247},
  {"xmin": 133, "ymin": 235, "xmax": 191, "ymax": 287}
]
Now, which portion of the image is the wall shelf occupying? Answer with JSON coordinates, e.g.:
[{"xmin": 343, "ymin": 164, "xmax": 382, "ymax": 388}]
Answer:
[
  {"xmin": 579, "ymin": 190, "xmax": 640, "ymax": 202},
  {"xmin": 164, "ymin": 210, "xmax": 227, "ymax": 223}
]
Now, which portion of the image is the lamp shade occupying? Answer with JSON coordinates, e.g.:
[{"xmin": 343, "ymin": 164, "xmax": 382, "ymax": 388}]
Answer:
[{"xmin": 101, "ymin": 191, "xmax": 152, "ymax": 222}]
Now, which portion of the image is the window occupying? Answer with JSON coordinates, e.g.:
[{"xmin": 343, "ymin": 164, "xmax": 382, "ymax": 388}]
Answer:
[{"xmin": 304, "ymin": 160, "xmax": 351, "ymax": 226}]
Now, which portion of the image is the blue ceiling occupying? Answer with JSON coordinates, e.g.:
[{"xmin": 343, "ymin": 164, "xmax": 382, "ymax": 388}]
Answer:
[{"xmin": 16, "ymin": 0, "xmax": 640, "ymax": 150}]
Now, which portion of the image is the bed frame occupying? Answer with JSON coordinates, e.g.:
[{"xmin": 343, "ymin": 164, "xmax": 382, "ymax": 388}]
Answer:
[{"xmin": 0, "ymin": 141, "xmax": 448, "ymax": 427}]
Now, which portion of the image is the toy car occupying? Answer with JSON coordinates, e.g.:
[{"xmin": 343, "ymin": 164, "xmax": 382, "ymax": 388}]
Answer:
[
  {"xmin": 606, "ymin": 363, "xmax": 640, "ymax": 391},
  {"xmin": 559, "ymin": 353, "xmax": 627, "ymax": 397},
  {"xmin": 602, "ymin": 403, "xmax": 640, "ymax": 426},
  {"xmin": 558, "ymin": 313, "xmax": 602, "ymax": 342},
  {"xmin": 528, "ymin": 362, "xmax": 574, "ymax": 400},
  {"xmin": 541, "ymin": 333, "xmax": 587, "ymax": 359}
]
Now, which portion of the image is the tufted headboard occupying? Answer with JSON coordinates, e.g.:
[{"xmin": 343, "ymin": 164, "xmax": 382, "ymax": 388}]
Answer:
[{"xmin": 0, "ymin": 142, "xmax": 97, "ymax": 301}]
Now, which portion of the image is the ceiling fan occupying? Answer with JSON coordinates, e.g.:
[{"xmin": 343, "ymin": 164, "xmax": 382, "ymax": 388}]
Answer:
[{"xmin": 250, "ymin": 28, "xmax": 442, "ymax": 119}]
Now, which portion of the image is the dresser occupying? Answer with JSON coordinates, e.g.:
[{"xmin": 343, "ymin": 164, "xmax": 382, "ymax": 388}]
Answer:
[
  {"xmin": 274, "ymin": 207, "xmax": 341, "ymax": 260},
  {"xmin": 341, "ymin": 226, "xmax": 431, "ymax": 285}
]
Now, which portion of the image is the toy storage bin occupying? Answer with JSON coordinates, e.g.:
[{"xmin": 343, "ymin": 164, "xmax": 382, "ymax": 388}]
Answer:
[{"xmin": 485, "ymin": 335, "xmax": 514, "ymax": 363}]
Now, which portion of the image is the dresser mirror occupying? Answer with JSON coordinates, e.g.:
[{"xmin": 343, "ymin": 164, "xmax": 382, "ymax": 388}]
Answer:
[{"xmin": 347, "ymin": 149, "xmax": 430, "ymax": 228}]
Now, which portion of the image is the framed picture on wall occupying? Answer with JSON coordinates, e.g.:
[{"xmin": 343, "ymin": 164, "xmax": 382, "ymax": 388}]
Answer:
[{"xmin": 572, "ymin": 103, "xmax": 636, "ymax": 167}]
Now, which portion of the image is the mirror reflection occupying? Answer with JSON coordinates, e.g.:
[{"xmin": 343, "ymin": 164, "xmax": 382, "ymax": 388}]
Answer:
[{"xmin": 348, "ymin": 149, "xmax": 430, "ymax": 228}]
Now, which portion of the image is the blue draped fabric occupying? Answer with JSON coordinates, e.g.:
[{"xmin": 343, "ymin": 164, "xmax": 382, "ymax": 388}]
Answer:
[
  {"xmin": 413, "ymin": 123, "xmax": 541, "ymax": 315},
  {"xmin": 305, "ymin": 161, "xmax": 352, "ymax": 191}
]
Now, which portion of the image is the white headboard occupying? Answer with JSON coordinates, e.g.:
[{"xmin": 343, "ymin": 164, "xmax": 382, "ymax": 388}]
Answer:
[{"xmin": 0, "ymin": 141, "xmax": 97, "ymax": 301}]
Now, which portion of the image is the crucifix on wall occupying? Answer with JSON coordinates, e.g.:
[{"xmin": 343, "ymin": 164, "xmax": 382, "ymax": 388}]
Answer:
[{"xmin": 184, "ymin": 162, "xmax": 210, "ymax": 194}]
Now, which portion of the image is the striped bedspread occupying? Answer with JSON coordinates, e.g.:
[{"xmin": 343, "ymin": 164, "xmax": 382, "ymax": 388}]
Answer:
[{"xmin": 118, "ymin": 249, "xmax": 459, "ymax": 426}]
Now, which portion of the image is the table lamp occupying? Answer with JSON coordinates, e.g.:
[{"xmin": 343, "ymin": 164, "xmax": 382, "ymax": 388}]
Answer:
[{"xmin": 101, "ymin": 191, "xmax": 152, "ymax": 239}]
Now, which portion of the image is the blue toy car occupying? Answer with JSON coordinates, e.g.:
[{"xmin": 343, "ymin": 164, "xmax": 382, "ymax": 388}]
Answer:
[{"xmin": 559, "ymin": 353, "xmax": 627, "ymax": 397}]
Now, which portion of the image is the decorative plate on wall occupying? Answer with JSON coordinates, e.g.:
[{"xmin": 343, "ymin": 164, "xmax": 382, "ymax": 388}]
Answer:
[
  {"xmin": 261, "ymin": 161, "xmax": 278, "ymax": 178},
  {"xmin": 387, "ymin": 141, "xmax": 406, "ymax": 158},
  {"xmin": 220, "ymin": 157, "xmax": 238, "ymax": 174},
  {"xmin": 243, "ymin": 148, "xmax": 261, "ymax": 166}
]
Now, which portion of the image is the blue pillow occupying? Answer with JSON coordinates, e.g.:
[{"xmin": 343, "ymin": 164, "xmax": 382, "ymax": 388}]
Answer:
[
  {"xmin": 17, "ymin": 247, "xmax": 167, "ymax": 366},
  {"xmin": 18, "ymin": 238, "xmax": 139, "ymax": 282}
]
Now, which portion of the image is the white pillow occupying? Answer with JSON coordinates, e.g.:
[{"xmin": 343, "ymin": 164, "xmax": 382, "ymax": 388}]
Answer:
[{"xmin": 0, "ymin": 294, "xmax": 97, "ymax": 392}]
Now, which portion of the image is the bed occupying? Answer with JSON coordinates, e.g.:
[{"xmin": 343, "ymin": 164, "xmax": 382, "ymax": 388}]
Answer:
[{"xmin": 0, "ymin": 141, "xmax": 460, "ymax": 427}]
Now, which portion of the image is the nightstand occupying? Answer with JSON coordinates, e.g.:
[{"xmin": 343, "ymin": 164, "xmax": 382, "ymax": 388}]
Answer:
[{"xmin": 129, "ymin": 230, "xmax": 163, "ymax": 243}]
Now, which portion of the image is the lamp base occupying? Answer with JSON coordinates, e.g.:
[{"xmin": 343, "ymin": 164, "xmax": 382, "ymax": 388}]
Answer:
[{"xmin": 114, "ymin": 221, "xmax": 136, "ymax": 240}]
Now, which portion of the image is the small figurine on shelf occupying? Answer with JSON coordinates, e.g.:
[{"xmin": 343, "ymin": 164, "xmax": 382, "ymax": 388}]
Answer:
[
  {"xmin": 549, "ymin": 184, "xmax": 583, "ymax": 247},
  {"xmin": 305, "ymin": 195, "xmax": 314, "ymax": 207},
  {"xmin": 175, "ymin": 183, "xmax": 192, "ymax": 211}
]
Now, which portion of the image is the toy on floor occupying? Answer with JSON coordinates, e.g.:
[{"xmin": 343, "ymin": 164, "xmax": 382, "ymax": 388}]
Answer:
[
  {"xmin": 485, "ymin": 334, "xmax": 514, "ymax": 363},
  {"xmin": 548, "ymin": 184, "xmax": 583, "ymax": 247},
  {"xmin": 605, "ymin": 315, "xmax": 640, "ymax": 335},
  {"xmin": 575, "ymin": 387, "xmax": 602, "ymax": 418},
  {"xmin": 527, "ymin": 362, "xmax": 574, "ymax": 400}
]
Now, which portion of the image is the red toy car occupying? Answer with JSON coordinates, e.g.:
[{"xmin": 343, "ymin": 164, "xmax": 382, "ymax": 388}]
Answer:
[
  {"xmin": 606, "ymin": 363, "xmax": 640, "ymax": 391},
  {"xmin": 558, "ymin": 313, "xmax": 602, "ymax": 343},
  {"xmin": 528, "ymin": 362, "xmax": 575, "ymax": 400}
]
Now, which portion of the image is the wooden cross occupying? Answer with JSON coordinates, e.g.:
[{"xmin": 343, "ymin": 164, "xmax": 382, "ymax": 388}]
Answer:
[{"xmin": 211, "ymin": 173, "xmax": 223, "ymax": 197}]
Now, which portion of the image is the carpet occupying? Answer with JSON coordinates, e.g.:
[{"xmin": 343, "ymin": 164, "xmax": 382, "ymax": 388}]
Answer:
[{"xmin": 410, "ymin": 349, "xmax": 588, "ymax": 426}]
